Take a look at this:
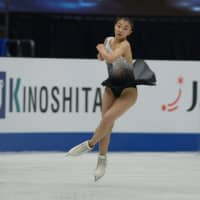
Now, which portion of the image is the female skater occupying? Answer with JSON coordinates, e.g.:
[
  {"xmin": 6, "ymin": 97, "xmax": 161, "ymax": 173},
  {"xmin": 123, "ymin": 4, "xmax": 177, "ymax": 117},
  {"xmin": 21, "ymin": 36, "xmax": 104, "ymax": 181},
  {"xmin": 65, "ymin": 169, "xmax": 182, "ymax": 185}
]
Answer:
[{"xmin": 66, "ymin": 17, "xmax": 156, "ymax": 181}]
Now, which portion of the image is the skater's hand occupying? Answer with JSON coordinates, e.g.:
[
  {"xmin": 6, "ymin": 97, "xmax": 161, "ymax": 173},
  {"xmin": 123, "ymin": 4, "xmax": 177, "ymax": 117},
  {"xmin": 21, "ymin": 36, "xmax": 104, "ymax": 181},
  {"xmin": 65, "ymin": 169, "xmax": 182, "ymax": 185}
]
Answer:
[
  {"xmin": 97, "ymin": 53, "xmax": 104, "ymax": 61},
  {"xmin": 96, "ymin": 44, "xmax": 105, "ymax": 52}
]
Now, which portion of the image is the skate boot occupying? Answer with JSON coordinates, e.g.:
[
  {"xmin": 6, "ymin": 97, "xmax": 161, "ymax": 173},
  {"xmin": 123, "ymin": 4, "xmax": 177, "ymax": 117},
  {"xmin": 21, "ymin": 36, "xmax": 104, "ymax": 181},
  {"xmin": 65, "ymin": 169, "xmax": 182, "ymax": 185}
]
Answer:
[
  {"xmin": 94, "ymin": 155, "xmax": 107, "ymax": 182},
  {"xmin": 66, "ymin": 141, "xmax": 93, "ymax": 156}
]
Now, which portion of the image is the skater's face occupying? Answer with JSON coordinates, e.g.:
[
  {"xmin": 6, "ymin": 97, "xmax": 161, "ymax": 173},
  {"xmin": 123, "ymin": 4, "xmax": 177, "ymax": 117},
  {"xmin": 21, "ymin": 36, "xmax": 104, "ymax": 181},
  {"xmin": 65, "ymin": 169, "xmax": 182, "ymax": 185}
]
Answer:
[{"xmin": 114, "ymin": 19, "xmax": 132, "ymax": 40}]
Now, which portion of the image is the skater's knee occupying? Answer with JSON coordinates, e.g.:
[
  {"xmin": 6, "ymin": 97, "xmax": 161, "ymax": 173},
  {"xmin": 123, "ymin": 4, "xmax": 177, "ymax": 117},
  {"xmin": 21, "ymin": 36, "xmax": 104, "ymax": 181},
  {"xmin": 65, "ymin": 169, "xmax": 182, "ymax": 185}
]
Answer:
[{"xmin": 101, "ymin": 113, "xmax": 115, "ymax": 128}]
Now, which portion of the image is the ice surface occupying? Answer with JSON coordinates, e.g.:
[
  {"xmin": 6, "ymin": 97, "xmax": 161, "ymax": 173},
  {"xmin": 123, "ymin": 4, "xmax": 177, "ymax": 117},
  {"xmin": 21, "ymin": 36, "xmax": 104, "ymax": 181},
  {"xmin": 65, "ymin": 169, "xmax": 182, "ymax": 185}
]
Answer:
[{"xmin": 0, "ymin": 152, "xmax": 200, "ymax": 200}]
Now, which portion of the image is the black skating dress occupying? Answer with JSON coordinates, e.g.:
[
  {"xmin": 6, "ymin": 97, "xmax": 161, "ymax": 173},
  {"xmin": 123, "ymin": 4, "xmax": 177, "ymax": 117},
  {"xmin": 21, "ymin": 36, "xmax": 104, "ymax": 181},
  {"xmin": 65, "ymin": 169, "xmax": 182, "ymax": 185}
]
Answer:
[{"xmin": 101, "ymin": 37, "xmax": 156, "ymax": 97}]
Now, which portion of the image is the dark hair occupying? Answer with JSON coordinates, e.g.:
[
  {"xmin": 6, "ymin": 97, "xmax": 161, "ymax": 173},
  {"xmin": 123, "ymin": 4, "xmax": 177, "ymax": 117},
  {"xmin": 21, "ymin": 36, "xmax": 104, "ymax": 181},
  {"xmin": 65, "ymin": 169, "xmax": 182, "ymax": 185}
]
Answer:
[{"xmin": 115, "ymin": 17, "xmax": 134, "ymax": 30}]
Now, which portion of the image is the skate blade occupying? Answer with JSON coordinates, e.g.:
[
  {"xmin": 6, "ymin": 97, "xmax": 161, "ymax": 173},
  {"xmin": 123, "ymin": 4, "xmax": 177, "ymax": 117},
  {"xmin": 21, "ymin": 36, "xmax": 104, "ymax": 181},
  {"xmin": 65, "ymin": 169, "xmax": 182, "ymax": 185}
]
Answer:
[
  {"xmin": 65, "ymin": 148, "xmax": 81, "ymax": 156},
  {"xmin": 65, "ymin": 150, "xmax": 77, "ymax": 156},
  {"xmin": 65, "ymin": 152, "xmax": 79, "ymax": 157},
  {"xmin": 94, "ymin": 175, "xmax": 103, "ymax": 182}
]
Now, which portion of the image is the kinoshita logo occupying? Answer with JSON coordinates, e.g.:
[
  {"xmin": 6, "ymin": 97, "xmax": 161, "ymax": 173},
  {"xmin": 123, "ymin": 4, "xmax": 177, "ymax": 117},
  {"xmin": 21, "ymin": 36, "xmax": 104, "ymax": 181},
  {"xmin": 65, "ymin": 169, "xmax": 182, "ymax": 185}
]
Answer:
[
  {"xmin": 161, "ymin": 76, "xmax": 198, "ymax": 112},
  {"xmin": 0, "ymin": 71, "xmax": 102, "ymax": 119}
]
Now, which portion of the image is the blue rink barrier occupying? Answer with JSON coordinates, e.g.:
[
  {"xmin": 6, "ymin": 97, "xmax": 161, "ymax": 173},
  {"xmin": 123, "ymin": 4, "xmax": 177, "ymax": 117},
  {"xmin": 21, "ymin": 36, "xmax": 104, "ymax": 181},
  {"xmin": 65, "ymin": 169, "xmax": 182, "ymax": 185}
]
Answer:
[{"xmin": 0, "ymin": 132, "xmax": 200, "ymax": 152}]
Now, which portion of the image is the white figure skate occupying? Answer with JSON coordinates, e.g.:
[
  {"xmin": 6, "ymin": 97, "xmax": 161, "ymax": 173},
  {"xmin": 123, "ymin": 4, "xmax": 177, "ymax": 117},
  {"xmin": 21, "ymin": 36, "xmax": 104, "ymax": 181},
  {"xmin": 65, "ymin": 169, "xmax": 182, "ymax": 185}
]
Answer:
[
  {"xmin": 66, "ymin": 140, "xmax": 93, "ymax": 156},
  {"xmin": 94, "ymin": 155, "xmax": 107, "ymax": 182}
]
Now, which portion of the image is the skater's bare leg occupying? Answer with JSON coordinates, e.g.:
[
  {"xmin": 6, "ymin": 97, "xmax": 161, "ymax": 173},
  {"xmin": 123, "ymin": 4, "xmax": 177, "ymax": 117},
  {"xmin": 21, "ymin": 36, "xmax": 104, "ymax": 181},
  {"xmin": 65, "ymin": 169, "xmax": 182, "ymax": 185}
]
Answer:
[
  {"xmin": 93, "ymin": 87, "xmax": 137, "ymax": 181},
  {"xmin": 99, "ymin": 129, "xmax": 111, "ymax": 155},
  {"xmin": 66, "ymin": 87, "xmax": 114, "ymax": 156},
  {"xmin": 89, "ymin": 87, "xmax": 137, "ymax": 147},
  {"xmin": 88, "ymin": 87, "xmax": 115, "ymax": 149},
  {"xmin": 66, "ymin": 87, "xmax": 137, "ymax": 156},
  {"xmin": 97, "ymin": 87, "xmax": 115, "ymax": 155}
]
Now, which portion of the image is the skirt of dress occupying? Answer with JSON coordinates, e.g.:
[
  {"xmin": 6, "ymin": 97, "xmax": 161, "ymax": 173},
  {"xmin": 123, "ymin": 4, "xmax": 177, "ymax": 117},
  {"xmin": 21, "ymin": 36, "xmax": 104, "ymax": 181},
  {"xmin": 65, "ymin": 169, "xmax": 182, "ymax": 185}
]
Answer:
[
  {"xmin": 101, "ymin": 78, "xmax": 137, "ymax": 89},
  {"xmin": 102, "ymin": 59, "xmax": 156, "ymax": 89},
  {"xmin": 132, "ymin": 59, "xmax": 156, "ymax": 85}
]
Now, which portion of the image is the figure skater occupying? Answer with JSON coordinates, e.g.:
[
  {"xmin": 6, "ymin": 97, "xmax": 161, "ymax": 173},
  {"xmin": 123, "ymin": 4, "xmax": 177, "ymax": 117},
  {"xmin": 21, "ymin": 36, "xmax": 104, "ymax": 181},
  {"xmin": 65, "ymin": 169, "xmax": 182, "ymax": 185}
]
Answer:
[{"xmin": 66, "ymin": 17, "xmax": 156, "ymax": 181}]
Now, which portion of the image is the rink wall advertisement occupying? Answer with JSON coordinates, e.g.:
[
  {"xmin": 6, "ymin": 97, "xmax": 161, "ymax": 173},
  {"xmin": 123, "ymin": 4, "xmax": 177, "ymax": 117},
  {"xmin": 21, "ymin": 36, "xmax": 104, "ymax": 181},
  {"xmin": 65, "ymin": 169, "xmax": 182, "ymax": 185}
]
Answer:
[{"xmin": 0, "ymin": 58, "xmax": 200, "ymax": 151}]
